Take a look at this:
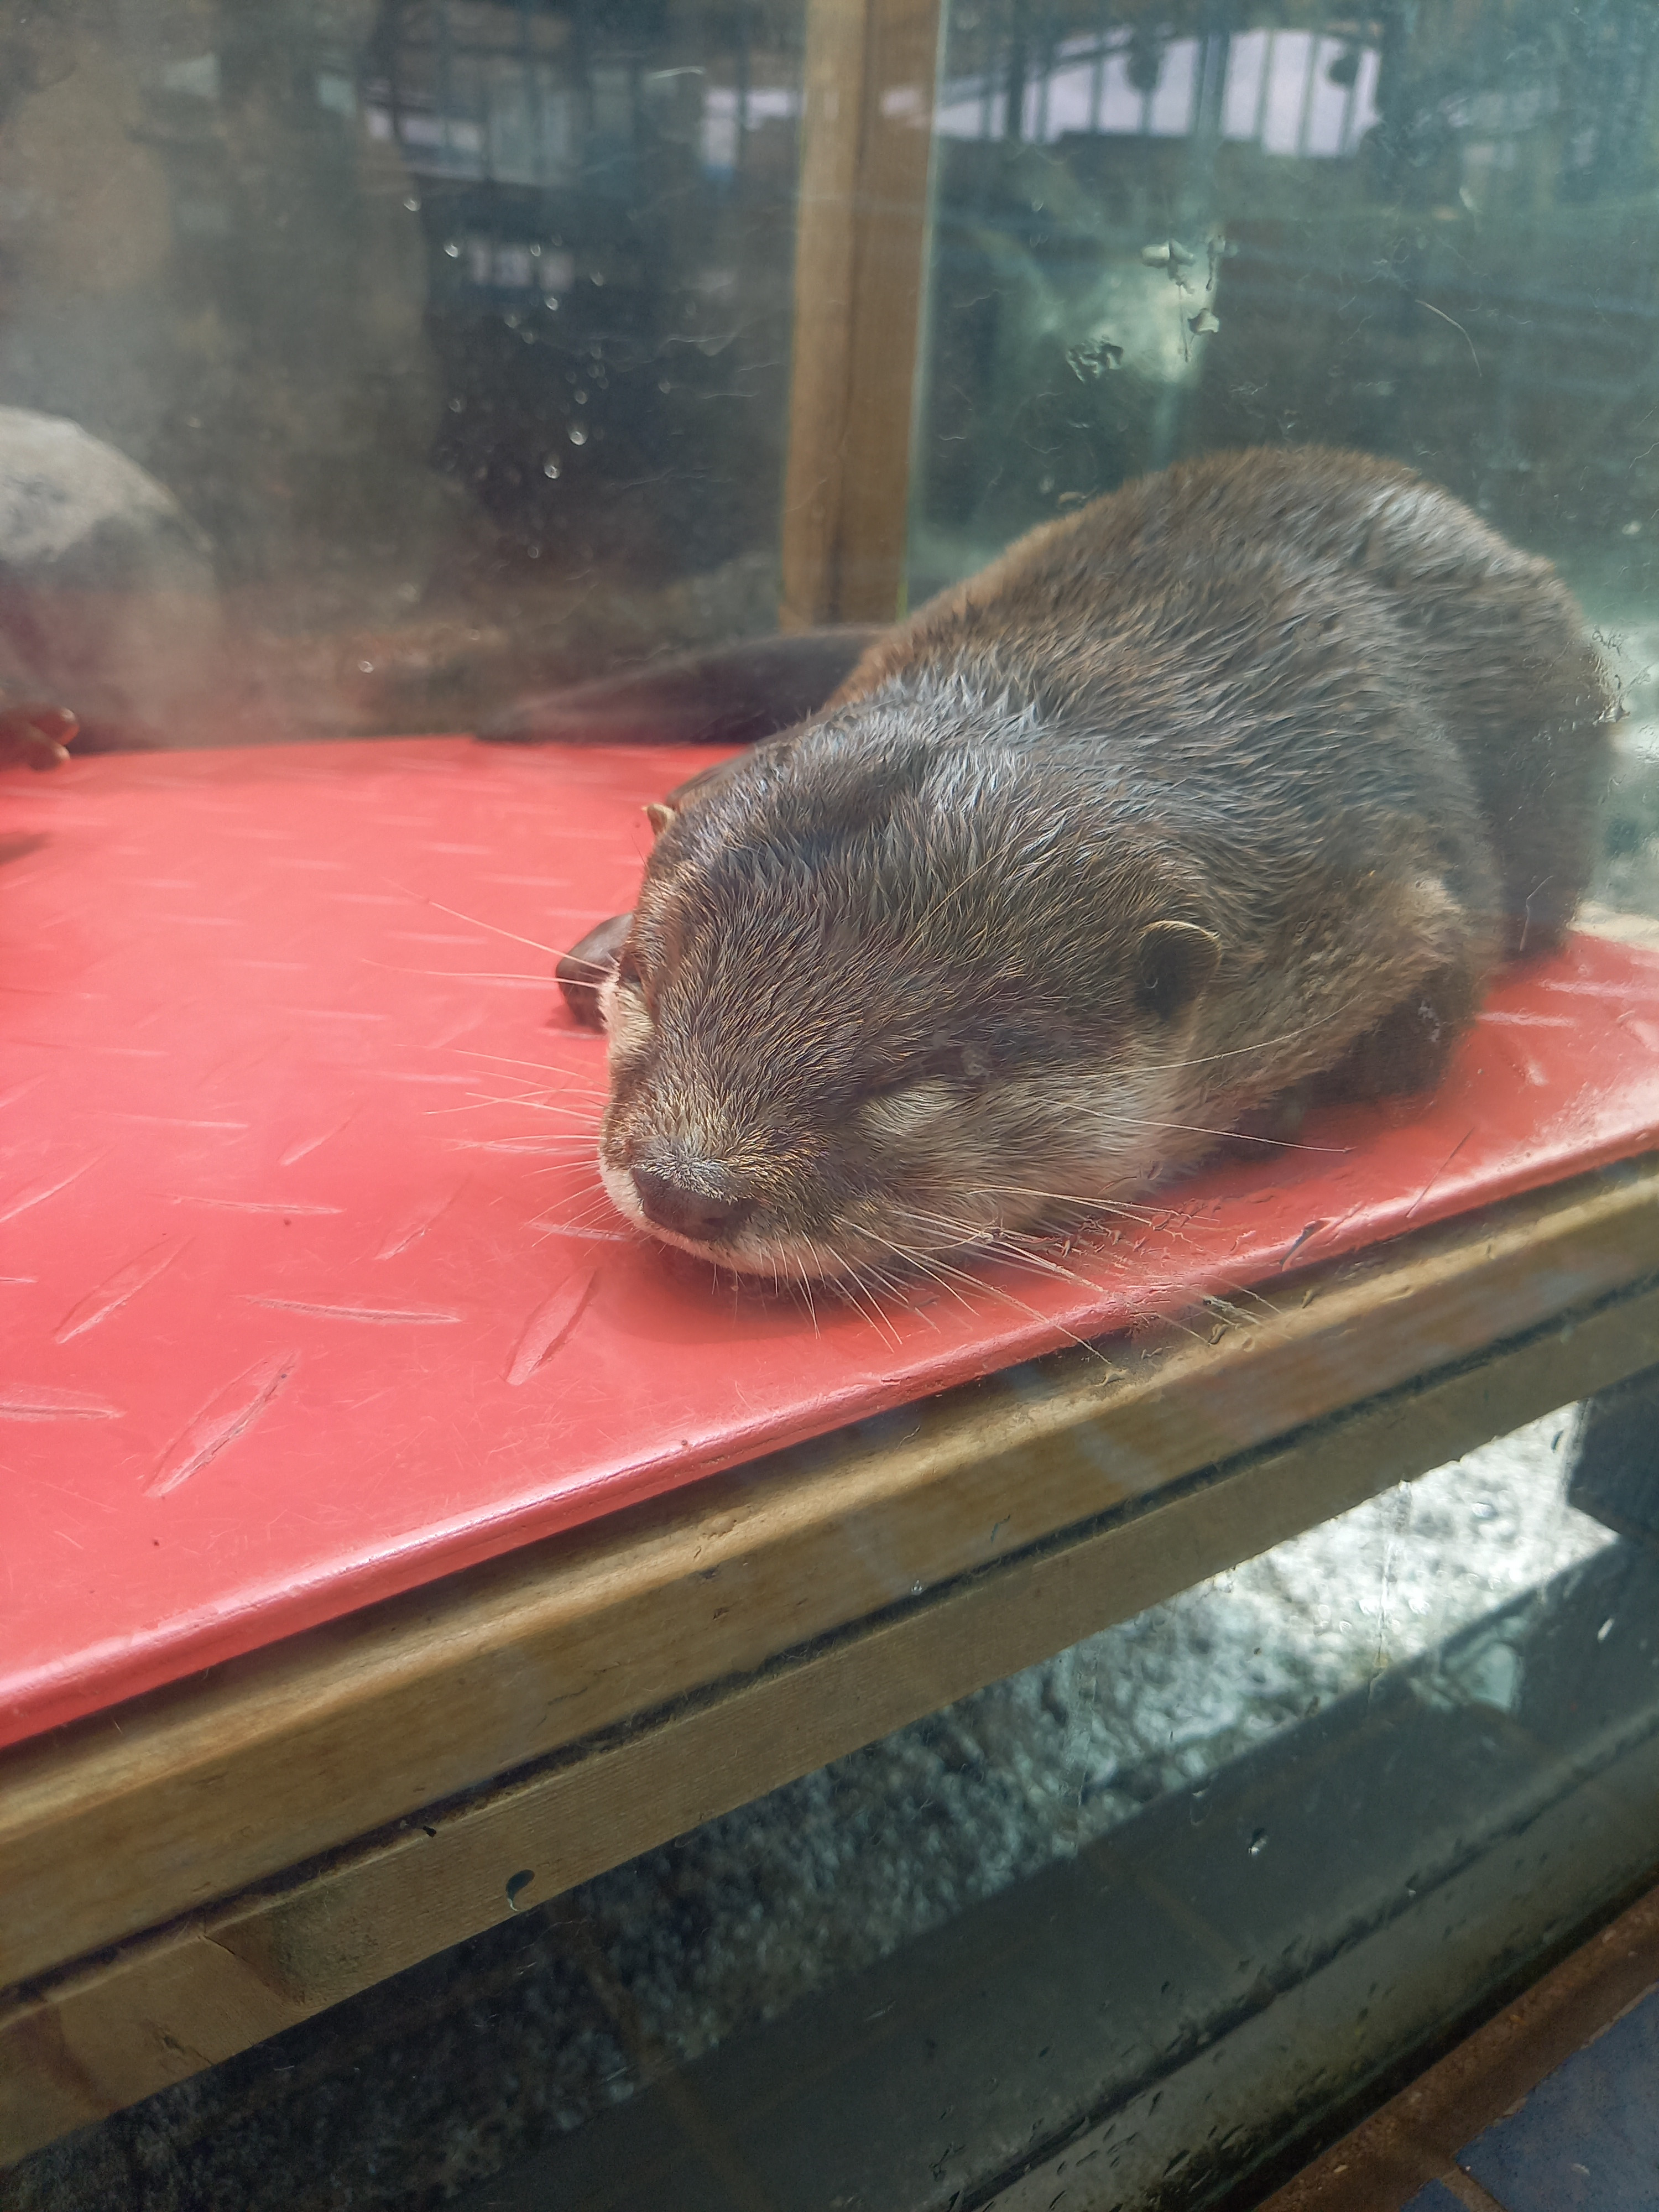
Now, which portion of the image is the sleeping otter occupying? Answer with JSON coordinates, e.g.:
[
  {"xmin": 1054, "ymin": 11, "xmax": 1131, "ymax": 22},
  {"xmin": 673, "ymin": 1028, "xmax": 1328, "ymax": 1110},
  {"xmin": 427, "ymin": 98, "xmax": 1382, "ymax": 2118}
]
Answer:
[{"xmin": 508, "ymin": 448, "xmax": 1612, "ymax": 1279}]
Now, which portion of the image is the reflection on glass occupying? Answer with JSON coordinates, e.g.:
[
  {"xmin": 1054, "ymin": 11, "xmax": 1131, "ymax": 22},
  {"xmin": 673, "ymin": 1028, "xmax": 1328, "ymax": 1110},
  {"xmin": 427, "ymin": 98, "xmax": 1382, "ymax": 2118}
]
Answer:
[
  {"xmin": 914, "ymin": 1, "xmax": 1659, "ymax": 627},
  {"xmin": 0, "ymin": 2, "xmax": 807, "ymax": 747}
]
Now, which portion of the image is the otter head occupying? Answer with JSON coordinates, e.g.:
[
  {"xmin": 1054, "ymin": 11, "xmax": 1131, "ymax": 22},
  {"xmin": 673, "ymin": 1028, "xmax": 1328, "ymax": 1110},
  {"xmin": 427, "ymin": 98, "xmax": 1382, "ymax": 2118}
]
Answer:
[{"xmin": 594, "ymin": 709, "xmax": 1221, "ymax": 1280}]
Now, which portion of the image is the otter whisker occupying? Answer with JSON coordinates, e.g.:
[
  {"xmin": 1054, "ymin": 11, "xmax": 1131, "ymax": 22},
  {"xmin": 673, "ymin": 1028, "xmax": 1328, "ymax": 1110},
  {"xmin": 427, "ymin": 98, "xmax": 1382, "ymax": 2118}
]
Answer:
[
  {"xmin": 1138, "ymin": 1025, "xmax": 1324, "ymax": 1074},
  {"xmin": 532, "ymin": 1193, "xmax": 633, "ymax": 1243},
  {"xmin": 793, "ymin": 1257, "xmax": 822, "ymax": 1337},
  {"xmin": 867, "ymin": 1233, "xmax": 977, "ymax": 1312},
  {"xmin": 457, "ymin": 1051, "xmax": 609, "ymax": 1088},
  {"xmin": 1079, "ymin": 1109, "xmax": 1348, "ymax": 1156},
  {"xmin": 359, "ymin": 954, "xmax": 566, "ymax": 985},
  {"xmin": 466, "ymin": 1095, "xmax": 603, "ymax": 1121},
  {"xmin": 530, "ymin": 1190, "xmax": 612, "ymax": 1218},
  {"xmin": 390, "ymin": 888, "xmax": 563, "ymax": 958},
  {"xmin": 425, "ymin": 1089, "xmax": 601, "ymax": 1123},
  {"xmin": 883, "ymin": 1234, "xmax": 1119, "ymax": 1366},
  {"xmin": 948, "ymin": 1229, "xmax": 1102, "ymax": 1296},
  {"xmin": 865, "ymin": 1259, "xmax": 941, "ymax": 1331},
  {"xmin": 977, "ymin": 1183, "xmax": 1166, "ymax": 1225},
  {"xmin": 446, "ymin": 1138, "xmax": 599, "ymax": 1159},
  {"xmin": 828, "ymin": 1265, "xmax": 903, "ymax": 1346},
  {"xmin": 886, "ymin": 1206, "xmax": 1082, "ymax": 1290},
  {"xmin": 800, "ymin": 1233, "xmax": 900, "ymax": 1340},
  {"xmin": 984, "ymin": 1242, "xmax": 1103, "ymax": 1292}
]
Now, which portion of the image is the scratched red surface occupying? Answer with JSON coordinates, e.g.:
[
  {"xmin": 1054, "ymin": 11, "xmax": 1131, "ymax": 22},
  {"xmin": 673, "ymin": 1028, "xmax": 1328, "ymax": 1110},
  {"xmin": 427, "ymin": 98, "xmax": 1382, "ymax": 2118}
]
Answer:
[{"xmin": 3, "ymin": 737, "xmax": 1659, "ymax": 1750}]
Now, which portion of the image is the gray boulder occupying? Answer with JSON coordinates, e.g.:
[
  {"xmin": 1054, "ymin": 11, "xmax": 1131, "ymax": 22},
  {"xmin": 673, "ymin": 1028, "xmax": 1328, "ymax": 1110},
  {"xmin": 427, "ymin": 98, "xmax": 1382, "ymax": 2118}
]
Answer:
[{"xmin": 0, "ymin": 405, "xmax": 222, "ymax": 745}]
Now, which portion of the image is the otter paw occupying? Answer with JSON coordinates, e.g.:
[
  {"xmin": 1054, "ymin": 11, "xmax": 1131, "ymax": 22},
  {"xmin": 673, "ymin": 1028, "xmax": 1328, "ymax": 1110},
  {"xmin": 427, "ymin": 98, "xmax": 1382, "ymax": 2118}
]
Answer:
[
  {"xmin": 556, "ymin": 912, "xmax": 632, "ymax": 1030},
  {"xmin": 0, "ymin": 704, "xmax": 79, "ymax": 773}
]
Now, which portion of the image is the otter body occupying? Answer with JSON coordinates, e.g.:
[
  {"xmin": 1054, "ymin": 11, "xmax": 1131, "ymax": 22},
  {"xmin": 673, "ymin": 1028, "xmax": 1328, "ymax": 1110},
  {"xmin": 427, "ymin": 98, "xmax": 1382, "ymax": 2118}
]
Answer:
[{"xmin": 565, "ymin": 448, "xmax": 1611, "ymax": 1279}]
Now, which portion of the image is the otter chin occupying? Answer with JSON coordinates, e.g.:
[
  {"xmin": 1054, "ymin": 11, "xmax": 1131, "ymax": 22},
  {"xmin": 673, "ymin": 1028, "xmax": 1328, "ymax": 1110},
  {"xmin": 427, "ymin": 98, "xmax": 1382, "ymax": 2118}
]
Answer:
[{"xmin": 557, "ymin": 448, "xmax": 1613, "ymax": 1281}]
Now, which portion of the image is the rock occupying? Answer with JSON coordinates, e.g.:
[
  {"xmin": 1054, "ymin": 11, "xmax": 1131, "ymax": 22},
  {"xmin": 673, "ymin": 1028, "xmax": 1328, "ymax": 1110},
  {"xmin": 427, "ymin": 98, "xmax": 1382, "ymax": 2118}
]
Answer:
[{"xmin": 0, "ymin": 405, "xmax": 223, "ymax": 747}]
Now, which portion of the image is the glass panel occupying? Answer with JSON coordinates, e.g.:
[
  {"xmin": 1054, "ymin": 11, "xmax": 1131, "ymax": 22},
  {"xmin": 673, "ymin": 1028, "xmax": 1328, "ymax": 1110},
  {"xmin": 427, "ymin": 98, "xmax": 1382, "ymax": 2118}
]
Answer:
[
  {"xmin": 6, "ymin": 1, "xmax": 1659, "ymax": 2208},
  {"xmin": 16, "ymin": 1407, "xmax": 1659, "ymax": 2211},
  {"xmin": 0, "ymin": 1, "xmax": 804, "ymax": 748},
  {"xmin": 912, "ymin": 0, "xmax": 1659, "ymax": 713}
]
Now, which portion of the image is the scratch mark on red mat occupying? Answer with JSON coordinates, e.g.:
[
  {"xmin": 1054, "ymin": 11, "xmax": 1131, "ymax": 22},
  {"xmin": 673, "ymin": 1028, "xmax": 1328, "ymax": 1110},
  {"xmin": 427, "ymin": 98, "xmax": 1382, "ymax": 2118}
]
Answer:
[
  {"xmin": 1276, "ymin": 1219, "xmax": 1329, "ymax": 1271},
  {"xmin": 55, "ymin": 1235, "xmax": 189, "ymax": 1342},
  {"xmin": 279, "ymin": 1114, "xmax": 355, "ymax": 1166},
  {"xmin": 377, "ymin": 1183, "xmax": 464, "ymax": 1259},
  {"xmin": 0, "ymin": 1154, "xmax": 103, "ymax": 1225},
  {"xmin": 508, "ymin": 1270, "xmax": 598, "ymax": 1384},
  {"xmin": 147, "ymin": 1350, "xmax": 298, "ymax": 1496},
  {"xmin": 249, "ymin": 1297, "xmax": 462, "ymax": 1325},
  {"xmin": 1405, "ymin": 1126, "xmax": 1476, "ymax": 1221},
  {"xmin": 0, "ymin": 1383, "xmax": 123, "ymax": 1421},
  {"xmin": 174, "ymin": 1196, "xmax": 342, "ymax": 1215}
]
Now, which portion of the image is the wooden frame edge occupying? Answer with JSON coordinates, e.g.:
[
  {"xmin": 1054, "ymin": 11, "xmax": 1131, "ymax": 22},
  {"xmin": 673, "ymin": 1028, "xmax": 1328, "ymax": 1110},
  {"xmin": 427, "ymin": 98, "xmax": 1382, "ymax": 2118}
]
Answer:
[{"xmin": 779, "ymin": 0, "xmax": 944, "ymax": 625}]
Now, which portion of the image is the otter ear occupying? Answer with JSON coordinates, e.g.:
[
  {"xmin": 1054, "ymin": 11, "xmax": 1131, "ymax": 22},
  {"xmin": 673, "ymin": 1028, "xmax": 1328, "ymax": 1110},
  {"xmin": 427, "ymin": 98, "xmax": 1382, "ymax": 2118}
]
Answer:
[
  {"xmin": 1134, "ymin": 920, "xmax": 1220, "ymax": 1020},
  {"xmin": 644, "ymin": 800, "xmax": 677, "ymax": 838}
]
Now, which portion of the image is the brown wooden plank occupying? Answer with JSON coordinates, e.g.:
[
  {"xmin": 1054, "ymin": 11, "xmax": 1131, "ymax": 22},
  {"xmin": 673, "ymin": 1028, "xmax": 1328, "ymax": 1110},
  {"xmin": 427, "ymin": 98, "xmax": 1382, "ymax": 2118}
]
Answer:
[
  {"xmin": 4, "ymin": 1156, "xmax": 1658, "ymax": 2007},
  {"xmin": 6, "ymin": 1255, "xmax": 1658, "ymax": 2162},
  {"xmin": 779, "ymin": 0, "xmax": 943, "ymax": 627}
]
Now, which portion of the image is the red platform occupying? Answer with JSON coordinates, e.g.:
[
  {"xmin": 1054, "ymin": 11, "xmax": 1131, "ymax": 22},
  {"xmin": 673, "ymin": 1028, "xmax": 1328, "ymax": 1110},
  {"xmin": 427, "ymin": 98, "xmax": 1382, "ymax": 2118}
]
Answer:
[{"xmin": 3, "ymin": 737, "xmax": 1658, "ymax": 1751}]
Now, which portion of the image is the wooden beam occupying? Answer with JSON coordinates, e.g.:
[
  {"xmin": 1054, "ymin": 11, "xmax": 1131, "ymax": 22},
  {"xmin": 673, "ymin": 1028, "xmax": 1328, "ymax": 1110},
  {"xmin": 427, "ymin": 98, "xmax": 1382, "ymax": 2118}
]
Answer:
[
  {"xmin": 4, "ymin": 1157, "xmax": 1658, "ymax": 2015},
  {"xmin": 779, "ymin": 0, "xmax": 943, "ymax": 627},
  {"xmin": 7, "ymin": 1248, "xmax": 1659, "ymax": 2161}
]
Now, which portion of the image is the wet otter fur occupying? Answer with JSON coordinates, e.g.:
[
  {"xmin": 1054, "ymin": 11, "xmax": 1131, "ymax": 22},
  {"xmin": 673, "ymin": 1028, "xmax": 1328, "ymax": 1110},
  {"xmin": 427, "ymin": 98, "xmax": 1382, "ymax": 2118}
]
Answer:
[{"xmin": 549, "ymin": 447, "xmax": 1612, "ymax": 1280}]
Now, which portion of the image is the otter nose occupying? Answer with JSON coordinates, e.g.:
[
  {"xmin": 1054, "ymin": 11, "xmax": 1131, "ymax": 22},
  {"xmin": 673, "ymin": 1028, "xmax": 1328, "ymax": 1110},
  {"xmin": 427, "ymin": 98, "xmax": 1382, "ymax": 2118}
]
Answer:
[{"xmin": 631, "ymin": 1166, "xmax": 754, "ymax": 1244}]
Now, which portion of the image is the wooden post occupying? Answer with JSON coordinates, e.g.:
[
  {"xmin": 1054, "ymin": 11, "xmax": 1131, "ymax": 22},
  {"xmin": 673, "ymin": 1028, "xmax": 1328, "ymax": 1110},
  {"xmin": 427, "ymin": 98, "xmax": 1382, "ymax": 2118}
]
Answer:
[{"xmin": 780, "ymin": 0, "xmax": 944, "ymax": 629}]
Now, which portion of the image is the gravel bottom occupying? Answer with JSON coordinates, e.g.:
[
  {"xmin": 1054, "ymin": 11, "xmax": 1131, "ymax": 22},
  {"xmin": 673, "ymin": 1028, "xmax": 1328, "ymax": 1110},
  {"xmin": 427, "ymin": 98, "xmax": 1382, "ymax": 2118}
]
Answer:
[{"xmin": 579, "ymin": 1406, "xmax": 1610, "ymax": 2072}]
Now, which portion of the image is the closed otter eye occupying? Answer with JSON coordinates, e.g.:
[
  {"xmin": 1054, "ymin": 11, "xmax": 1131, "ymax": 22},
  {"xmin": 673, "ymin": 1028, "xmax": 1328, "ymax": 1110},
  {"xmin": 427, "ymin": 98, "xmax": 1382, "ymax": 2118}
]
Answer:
[
  {"xmin": 857, "ymin": 1077, "xmax": 959, "ymax": 1138},
  {"xmin": 603, "ymin": 951, "xmax": 654, "ymax": 1046}
]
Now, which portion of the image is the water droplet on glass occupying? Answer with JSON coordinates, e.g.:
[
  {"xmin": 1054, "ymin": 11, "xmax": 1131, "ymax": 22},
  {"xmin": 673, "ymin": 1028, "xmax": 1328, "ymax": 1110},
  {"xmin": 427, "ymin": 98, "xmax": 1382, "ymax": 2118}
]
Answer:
[
  {"xmin": 1248, "ymin": 1828, "xmax": 1267, "ymax": 1856},
  {"xmin": 448, "ymin": 396, "xmax": 465, "ymax": 413},
  {"xmin": 568, "ymin": 425, "xmax": 588, "ymax": 446},
  {"xmin": 528, "ymin": 544, "xmax": 541, "ymax": 559},
  {"xmin": 357, "ymin": 659, "xmax": 375, "ymax": 674},
  {"xmin": 1599, "ymin": 1617, "xmax": 1615, "ymax": 1642},
  {"xmin": 444, "ymin": 240, "xmax": 461, "ymax": 258},
  {"xmin": 544, "ymin": 296, "xmax": 560, "ymax": 311},
  {"xmin": 573, "ymin": 389, "xmax": 588, "ymax": 404},
  {"xmin": 404, "ymin": 196, "xmax": 420, "ymax": 213},
  {"xmin": 542, "ymin": 459, "xmax": 561, "ymax": 478}
]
